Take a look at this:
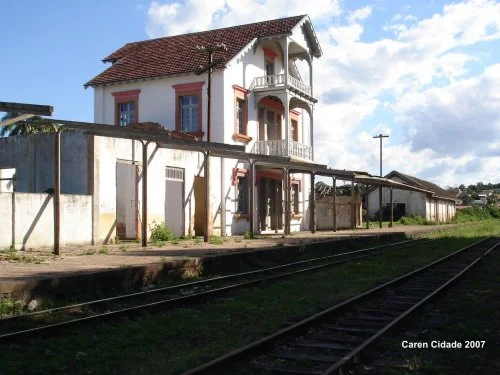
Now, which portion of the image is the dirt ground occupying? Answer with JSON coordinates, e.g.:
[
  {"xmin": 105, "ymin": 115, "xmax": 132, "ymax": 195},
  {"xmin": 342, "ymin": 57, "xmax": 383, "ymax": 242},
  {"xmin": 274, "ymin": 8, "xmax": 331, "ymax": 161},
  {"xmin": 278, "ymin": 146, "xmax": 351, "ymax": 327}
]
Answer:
[{"xmin": 0, "ymin": 224, "xmax": 456, "ymax": 281}]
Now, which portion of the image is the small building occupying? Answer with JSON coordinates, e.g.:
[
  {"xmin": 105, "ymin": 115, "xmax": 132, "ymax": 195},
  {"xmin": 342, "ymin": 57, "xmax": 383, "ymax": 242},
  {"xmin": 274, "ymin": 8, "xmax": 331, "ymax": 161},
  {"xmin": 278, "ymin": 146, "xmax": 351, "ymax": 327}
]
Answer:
[{"xmin": 366, "ymin": 171, "xmax": 457, "ymax": 223}]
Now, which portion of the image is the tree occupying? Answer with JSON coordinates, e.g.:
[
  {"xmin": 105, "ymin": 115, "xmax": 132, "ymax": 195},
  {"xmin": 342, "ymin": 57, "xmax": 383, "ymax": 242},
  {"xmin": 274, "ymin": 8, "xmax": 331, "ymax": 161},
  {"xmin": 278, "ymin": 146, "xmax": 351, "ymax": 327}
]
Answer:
[{"xmin": 1, "ymin": 112, "xmax": 56, "ymax": 137}]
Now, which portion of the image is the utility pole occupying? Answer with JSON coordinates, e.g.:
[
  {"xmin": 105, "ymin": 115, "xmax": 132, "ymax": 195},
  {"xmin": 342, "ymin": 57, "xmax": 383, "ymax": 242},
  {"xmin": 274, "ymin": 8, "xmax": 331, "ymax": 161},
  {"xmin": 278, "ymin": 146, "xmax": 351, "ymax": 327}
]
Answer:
[
  {"xmin": 196, "ymin": 43, "xmax": 227, "ymax": 143},
  {"xmin": 196, "ymin": 44, "xmax": 226, "ymax": 241},
  {"xmin": 373, "ymin": 134, "xmax": 389, "ymax": 228}
]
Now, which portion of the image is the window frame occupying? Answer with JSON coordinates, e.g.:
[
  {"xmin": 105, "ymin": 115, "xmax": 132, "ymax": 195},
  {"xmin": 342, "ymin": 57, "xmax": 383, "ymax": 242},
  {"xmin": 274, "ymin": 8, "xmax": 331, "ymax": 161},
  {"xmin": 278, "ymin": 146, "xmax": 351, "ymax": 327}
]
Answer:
[
  {"xmin": 112, "ymin": 89, "xmax": 141, "ymax": 127},
  {"xmin": 232, "ymin": 168, "xmax": 250, "ymax": 218},
  {"xmin": 173, "ymin": 82, "xmax": 204, "ymax": 138},
  {"xmin": 290, "ymin": 178, "xmax": 302, "ymax": 218},
  {"xmin": 232, "ymin": 85, "xmax": 251, "ymax": 143}
]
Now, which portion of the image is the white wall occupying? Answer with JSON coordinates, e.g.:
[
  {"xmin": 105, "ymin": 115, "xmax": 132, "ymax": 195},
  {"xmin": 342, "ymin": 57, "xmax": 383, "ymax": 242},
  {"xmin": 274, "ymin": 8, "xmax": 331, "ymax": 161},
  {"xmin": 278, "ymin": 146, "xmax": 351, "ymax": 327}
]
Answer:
[
  {"xmin": 0, "ymin": 192, "xmax": 92, "ymax": 249},
  {"xmin": 0, "ymin": 132, "xmax": 90, "ymax": 194}
]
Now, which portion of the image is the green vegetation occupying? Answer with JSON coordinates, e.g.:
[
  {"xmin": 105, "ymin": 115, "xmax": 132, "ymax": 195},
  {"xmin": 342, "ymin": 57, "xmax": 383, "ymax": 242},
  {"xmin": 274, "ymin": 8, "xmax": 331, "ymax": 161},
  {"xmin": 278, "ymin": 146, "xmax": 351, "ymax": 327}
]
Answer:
[
  {"xmin": 452, "ymin": 205, "xmax": 500, "ymax": 223},
  {"xmin": 0, "ymin": 298, "xmax": 24, "ymax": 317},
  {"xmin": 0, "ymin": 221, "xmax": 497, "ymax": 374},
  {"xmin": 149, "ymin": 221, "xmax": 175, "ymax": 243},
  {"xmin": 399, "ymin": 215, "xmax": 438, "ymax": 225},
  {"xmin": 0, "ymin": 248, "xmax": 44, "ymax": 263},
  {"xmin": 243, "ymin": 230, "xmax": 255, "ymax": 240},
  {"xmin": 99, "ymin": 246, "xmax": 109, "ymax": 255},
  {"xmin": 208, "ymin": 236, "xmax": 224, "ymax": 245}
]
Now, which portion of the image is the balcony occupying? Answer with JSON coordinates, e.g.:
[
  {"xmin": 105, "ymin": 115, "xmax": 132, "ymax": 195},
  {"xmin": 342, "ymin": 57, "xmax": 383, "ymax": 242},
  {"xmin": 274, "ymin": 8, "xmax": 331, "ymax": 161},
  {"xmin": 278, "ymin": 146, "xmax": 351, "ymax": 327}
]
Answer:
[
  {"xmin": 251, "ymin": 140, "xmax": 312, "ymax": 161},
  {"xmin": 249, "ymin": 74, "xmax": 314, "ymax": 101}
]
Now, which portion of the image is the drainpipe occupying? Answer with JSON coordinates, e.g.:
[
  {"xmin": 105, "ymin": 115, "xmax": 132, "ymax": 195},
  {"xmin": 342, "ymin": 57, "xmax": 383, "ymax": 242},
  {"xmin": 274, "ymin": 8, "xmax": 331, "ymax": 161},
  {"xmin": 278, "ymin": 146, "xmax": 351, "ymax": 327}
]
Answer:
[{"xmin": 366, "ymin": 187, "xmax": 370, "ymax": 229}]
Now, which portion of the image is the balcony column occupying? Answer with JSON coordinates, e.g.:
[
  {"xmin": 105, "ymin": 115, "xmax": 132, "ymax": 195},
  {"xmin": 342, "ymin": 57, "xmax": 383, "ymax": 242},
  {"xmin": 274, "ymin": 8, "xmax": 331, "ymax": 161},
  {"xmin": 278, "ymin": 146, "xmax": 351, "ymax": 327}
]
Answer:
[
  {"xmin": 282, "ymin": 36, "xmax": 290, "ymax": 157},
  {"xmin": 310, "ymin": 107, "xmax": 314, "ymax": 161},
  {"xmin": 309, "ymin": 55, "xmax": 313, "ymax": 97}
]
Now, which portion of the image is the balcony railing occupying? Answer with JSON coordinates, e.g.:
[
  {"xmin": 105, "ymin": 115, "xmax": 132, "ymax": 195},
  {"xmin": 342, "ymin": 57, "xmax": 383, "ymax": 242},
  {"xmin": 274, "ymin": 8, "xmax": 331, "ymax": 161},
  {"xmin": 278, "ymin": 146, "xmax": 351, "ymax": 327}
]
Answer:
[
  {"xmin": 249, "ymin": 74, "xmax": 312, "ymax": 98},
  {"xmin": 251, "ymin": 140, "xmax": 312, "ymax": 160}
]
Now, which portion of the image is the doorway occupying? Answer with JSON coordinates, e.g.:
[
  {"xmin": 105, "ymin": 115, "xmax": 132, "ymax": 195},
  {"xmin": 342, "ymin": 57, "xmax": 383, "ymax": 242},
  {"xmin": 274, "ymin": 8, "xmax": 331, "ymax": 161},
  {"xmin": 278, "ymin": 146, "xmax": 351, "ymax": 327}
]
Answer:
[
  {"xmin": 258, "ymin": 177, "xmax": 283, "ymax": 232},
  {"xmin": 165, "ymin": 166, "xmax": 185, "ymax": 236},
  {"xmin": 116, "ymin": 161, "xmax": 139, "ymax": 239}
]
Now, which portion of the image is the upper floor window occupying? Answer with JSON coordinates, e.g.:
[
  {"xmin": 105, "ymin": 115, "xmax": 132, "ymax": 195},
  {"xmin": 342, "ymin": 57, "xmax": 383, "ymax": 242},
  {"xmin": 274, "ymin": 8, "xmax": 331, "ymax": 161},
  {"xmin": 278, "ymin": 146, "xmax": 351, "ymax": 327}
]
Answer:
[
  {"xmin": 173, "ymin": 82, "xmax": 204, "ymax": 137},
  {"xmin": 112, "ymin": 89, "xmax": 141, "ymax": 127},
  {"xmin": 180, "ymin": 95, "xmax": 198, "ymax": 133},
  {"xmin": 119, "ymin": 102, "xmax": 135, "ymax": 126},
  {"xmin": 236, "ymin": 99, "xmax": 244, "ymax": 134},
  {"xmin": 232, "ymin": 85, "xmax": 251, "ymax": 143},
  {"xmin": 264, "ymin": 48, "xmax": 277, "ymax": 77},
  {"xmin": 291, "ymin": 119, "xmax": 298, "ymax": 142},
  {"xmin": 265, "ymin": 59, "xmax": 275, "ymax": 76}
]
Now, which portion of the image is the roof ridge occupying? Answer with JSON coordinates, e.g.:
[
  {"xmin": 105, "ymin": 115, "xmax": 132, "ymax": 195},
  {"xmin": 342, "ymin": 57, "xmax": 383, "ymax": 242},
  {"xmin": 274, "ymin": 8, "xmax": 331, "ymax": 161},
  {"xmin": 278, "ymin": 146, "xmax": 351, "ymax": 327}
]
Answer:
[{"xmin": 103, "ymin": 15, "xmax": 305, "ymax": 60}]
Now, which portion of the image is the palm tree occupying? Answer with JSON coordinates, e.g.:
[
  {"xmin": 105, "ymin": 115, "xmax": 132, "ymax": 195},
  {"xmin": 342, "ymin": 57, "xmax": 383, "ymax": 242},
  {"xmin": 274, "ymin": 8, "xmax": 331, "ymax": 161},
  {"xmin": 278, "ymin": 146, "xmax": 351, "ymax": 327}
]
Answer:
[{"xmin": 1, "ymin": 112, "xmax": 56, "ymax": 137}]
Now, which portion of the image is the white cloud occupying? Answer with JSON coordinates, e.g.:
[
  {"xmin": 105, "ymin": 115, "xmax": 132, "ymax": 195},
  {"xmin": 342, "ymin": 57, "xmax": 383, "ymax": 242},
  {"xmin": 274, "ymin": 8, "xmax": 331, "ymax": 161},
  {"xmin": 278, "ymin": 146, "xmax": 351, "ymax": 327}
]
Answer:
[
  {"xmin": 143, "ymin": 0, "xmax": 500, "ymax": 186},
  {"xmin": 146, "ymin": 0, "xmax": 341, "ymax": 38},
  {"xmin": 347, "ymin": 6, "xmax": 372, "ymax": 24}
]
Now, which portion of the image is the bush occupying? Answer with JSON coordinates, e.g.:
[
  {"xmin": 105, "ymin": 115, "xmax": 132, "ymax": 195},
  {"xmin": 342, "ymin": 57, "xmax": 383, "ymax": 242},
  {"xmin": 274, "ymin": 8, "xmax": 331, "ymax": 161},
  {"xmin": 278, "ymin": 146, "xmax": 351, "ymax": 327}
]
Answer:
[
  {"xmin": 451, "ymin": 205, "xmax": 500, "ymax": 223},
  {"xmin": 399, "ymin": 215, "xmax": 437, "ymax": 226},
  {"xmin": 149, "ymin": 221, "xmax": 175, "ymax": 243}
]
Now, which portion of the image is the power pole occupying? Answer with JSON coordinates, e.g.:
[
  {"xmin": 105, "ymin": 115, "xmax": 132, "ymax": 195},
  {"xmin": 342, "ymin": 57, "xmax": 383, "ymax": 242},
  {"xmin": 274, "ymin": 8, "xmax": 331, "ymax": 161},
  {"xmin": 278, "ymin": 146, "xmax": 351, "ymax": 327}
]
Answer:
[
  {"xmin": 196, "ymin": 43, "xmax": 226, "ymax": 143},
  {"xmin": 196, "ymin": 44, "xmax": 226, "ymax": 241},
  {"xmin": 373, "ymin": 134, "xmax": 389, "ymax": 228}
]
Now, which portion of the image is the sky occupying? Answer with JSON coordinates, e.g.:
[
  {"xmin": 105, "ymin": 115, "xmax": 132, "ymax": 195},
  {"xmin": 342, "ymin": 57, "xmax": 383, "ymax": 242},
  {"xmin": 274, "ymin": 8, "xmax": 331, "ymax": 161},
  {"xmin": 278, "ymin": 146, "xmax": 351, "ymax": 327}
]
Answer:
[{"xmin": 1, "ymin": 0, "xmax": 499, "ymax": 188}]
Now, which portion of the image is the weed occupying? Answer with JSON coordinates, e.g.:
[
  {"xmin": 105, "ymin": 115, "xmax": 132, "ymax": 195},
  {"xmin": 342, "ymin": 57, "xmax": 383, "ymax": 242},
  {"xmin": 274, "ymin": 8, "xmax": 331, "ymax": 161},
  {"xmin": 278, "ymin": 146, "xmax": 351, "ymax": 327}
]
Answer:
[
  {"xmin": 149, "ymin": 221, "xmax": 175, "ymax": 242},
  {"xmin": 0, "ymin": 298, "xmax": 24, "ymax": 317},
  {"xmin": 99, "ymin": 247, "xmax": 109, "ymax": 255},
  {"xmin": 119, "ymin": 245, "xmax": 127, "ymax": 252},
  {"xmin": 208, "ymin": 236, "xmax": 224, "ymax": 245},
  {"xmin": 193, "ymin": 237, "xmax": 202, "ymax": 245},
  {"xmin": 114, "ymin": 236, "xmax": 121, "ymax": 244},
  {"xmin": 243, "ymin": 230, "xmax": 255, "ymax": 240},
  {"xmin": 83, "ymin": 249, "xmax": 95, "ymax": 256}
]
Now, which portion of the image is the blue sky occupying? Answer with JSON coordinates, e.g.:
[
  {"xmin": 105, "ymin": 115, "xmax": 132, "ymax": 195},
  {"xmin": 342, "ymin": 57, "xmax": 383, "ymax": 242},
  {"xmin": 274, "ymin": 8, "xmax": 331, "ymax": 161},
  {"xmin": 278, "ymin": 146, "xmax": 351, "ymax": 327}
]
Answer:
[{"xmin": 1, "ymin": 0, "xmax": 499, "ymax": 186}]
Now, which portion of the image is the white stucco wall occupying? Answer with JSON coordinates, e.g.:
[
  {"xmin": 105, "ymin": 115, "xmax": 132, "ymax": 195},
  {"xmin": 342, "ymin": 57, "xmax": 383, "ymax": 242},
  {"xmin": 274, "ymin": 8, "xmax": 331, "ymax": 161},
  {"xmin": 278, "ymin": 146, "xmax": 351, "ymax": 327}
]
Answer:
[
  {"xmin": 0, "ymin": 132, "xmax": 90, "ymax": 194},
  {"xmin": 366, "ymin": 188, "xmax": 455, "ymax": 222},
  {"xmin": 0, "ymin": 192, "xmax": 92, "ymax": 249}
]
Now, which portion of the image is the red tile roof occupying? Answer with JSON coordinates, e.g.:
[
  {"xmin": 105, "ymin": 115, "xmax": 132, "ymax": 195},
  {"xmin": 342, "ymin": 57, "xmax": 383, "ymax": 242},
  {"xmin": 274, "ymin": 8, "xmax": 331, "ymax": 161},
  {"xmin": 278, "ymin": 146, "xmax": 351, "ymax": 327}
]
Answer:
[{"xmin": 85, "ymin": 15, "xmax": 306, "ymax": 88}]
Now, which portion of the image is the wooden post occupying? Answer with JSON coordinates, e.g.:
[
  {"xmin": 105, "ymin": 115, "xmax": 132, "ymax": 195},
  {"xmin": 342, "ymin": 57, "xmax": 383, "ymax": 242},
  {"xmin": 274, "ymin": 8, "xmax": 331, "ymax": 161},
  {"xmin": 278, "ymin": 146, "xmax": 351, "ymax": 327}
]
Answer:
[
  {"xmin": 389, "ymin": 187, "xmax": 394, "ymax": 228},
  {"xmin": 310, "ymin": 173, "xmax": 316, "ymax": 233},
  {"xmin": 141, "ymin": 141, "xmax": 148, "ymax": 247},
  {"xmin": 220, "ymin": 157, "xmax": 225, "ymax": 237},
  {"xmin": 351, "ymin": 180, "xmax": 355, "ymax": 230},
  {"xmin": 249, "ymin": 160, "xmax": 255, "ymax": 236},
  {"xmin": 366, "ymin": 187, "xmax": 370, "ymax": 229},
  {"xmin": 53, "ymin": 130, "xmax": 61, "ymax": 255},
  {"xmin": 379, "ymin": 186, "xmax": 383, "ymax": 228},
  {"xmin": 204, "ymin": 151, "xmax": 210, "ymax": 242},
  {"xmin": 333, "ymin": 177, "xmax": 337, "ymax": 232},
  {"xmin": 284, "ymin": 167, "xmax": 290, "ymax": 235}
]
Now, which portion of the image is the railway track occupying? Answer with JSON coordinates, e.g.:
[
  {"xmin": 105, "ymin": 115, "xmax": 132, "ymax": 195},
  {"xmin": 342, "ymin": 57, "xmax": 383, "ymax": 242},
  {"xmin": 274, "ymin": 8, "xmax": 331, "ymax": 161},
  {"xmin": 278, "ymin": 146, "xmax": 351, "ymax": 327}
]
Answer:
[
  {"xmin": 0, "ymin": 238, "xmax": 424, "ymax": 341},
  {"xmin": 183, "ymin": 236, "xmax": 499, "ymax": 375}
]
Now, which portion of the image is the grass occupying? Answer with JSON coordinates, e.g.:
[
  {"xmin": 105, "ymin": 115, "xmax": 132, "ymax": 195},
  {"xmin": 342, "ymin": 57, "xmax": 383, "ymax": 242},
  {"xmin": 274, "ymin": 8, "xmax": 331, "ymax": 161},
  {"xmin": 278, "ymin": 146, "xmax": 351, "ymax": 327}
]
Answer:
[
  {"xmin": 0, "ymin": 221, "xmax": 497, "ymax": 374},
  {"xmin": 0, "ymin": 248, "xmax": 45, "ymax": 263}
]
